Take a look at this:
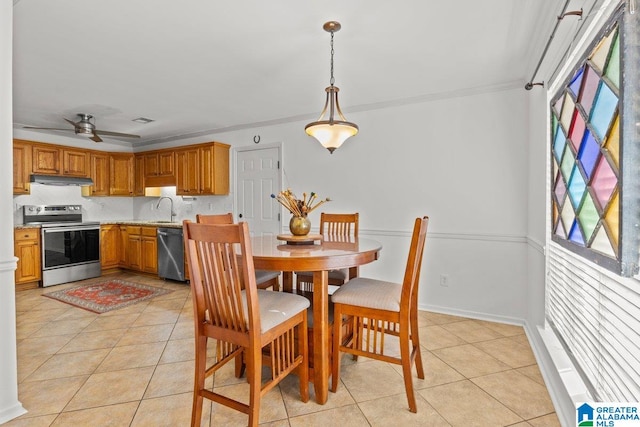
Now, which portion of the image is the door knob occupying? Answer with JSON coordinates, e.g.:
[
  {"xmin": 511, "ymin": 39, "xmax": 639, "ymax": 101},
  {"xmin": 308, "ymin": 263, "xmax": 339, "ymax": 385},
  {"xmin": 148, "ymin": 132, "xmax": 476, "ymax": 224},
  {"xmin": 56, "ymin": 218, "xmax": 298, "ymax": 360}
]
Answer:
[{"xmin": 239, "ymin": 214, "xmax": 243, "ymax": 218}]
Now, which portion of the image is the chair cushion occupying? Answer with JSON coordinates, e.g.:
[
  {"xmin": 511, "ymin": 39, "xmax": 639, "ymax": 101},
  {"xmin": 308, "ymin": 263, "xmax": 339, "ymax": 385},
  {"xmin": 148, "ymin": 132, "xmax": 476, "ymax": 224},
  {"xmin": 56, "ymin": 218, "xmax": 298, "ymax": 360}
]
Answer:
[
  {"xmin": 255, "ymin": 269, "xmax": 280, "ymax": 284},
  {"xmin": 331, "ymin": 277, "xmax": 402, "ymax": 312},
  {"xmin": 242, "ymin": 290, "xmax": 310, "ymax": 333}
]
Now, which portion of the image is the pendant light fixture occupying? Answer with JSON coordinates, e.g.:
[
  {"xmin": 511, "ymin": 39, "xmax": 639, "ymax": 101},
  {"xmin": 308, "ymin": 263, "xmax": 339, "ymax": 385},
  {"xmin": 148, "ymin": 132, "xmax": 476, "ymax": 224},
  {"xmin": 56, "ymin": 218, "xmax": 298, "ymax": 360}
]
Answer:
[{"xmin": 305, "ymin": 21, "xmax": 358, "ymax": 154}]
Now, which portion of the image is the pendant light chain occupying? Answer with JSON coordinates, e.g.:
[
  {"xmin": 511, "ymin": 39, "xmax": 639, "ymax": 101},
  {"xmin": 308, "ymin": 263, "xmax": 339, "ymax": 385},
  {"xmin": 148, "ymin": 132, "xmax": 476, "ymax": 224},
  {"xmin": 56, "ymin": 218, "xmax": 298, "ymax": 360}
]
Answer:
[{"xmin": 329, "ymin": 30, "xmax": 335, "ymax": 86}]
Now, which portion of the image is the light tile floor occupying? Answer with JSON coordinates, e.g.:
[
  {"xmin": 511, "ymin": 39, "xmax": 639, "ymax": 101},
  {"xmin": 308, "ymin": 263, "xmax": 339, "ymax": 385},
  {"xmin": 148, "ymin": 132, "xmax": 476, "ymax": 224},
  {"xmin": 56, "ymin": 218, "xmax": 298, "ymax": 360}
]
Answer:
[{"xmin": 6, "ymin": 272, "xmax": 561, "ymax": 426}]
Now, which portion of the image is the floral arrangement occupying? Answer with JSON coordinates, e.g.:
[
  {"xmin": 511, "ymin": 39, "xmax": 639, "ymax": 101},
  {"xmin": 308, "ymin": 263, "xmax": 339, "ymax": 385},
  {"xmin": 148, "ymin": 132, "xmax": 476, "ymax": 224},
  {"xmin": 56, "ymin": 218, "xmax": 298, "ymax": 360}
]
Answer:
[{"xmin": 271, "ymin": 189, "xmax": 331, "ymax": 217}]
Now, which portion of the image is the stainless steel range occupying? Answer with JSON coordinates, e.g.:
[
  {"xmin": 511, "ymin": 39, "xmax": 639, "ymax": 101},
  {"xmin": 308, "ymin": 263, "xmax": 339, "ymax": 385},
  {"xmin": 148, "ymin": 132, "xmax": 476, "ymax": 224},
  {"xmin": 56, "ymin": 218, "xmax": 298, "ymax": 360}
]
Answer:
[{"xmin": 23, "ymin": 205, "xmax": 101, "ymax": 287}]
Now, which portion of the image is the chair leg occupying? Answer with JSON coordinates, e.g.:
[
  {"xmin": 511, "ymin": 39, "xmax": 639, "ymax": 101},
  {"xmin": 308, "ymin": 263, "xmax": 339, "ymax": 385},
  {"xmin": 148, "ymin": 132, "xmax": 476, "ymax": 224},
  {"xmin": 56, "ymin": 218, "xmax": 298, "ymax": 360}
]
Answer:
[
  {"xmin": 411, "ymin": 316, "xmax": 425, "ymax": 379},
  {"xmin": 399, "ymin": 329, "xmax": 418, "ymax": 413},
  {"xmin": 298, "ymin": 317, "xmax": 310, "ymax": 402},
  {"xmin": 331, "ymin": 308, "xmax": 342, "ymax": 392},
  {"xmin": 247, "ymin": 346, "xmax": 261, "ymax": 427},
  {"xmin": 191, "ymin": 335, "xmax": 207, "ymax": 427}
]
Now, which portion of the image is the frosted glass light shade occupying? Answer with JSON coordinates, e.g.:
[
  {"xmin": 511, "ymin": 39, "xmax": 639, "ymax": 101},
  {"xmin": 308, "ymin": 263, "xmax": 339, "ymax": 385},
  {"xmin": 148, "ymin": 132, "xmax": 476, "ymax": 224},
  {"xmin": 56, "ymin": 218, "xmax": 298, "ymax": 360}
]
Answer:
[{"xmin": 305, "ymin": 121, "xmax": 358, "ymax": 153}]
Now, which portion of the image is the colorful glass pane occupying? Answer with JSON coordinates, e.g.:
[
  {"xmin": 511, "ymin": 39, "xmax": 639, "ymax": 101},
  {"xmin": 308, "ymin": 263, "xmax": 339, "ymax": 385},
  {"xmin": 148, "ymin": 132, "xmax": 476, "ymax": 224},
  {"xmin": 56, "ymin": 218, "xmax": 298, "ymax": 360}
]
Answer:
[
  {"xmin": 578, "ymin": 193, "xmax": 600, "ymax": 242},
  {"xmin": 569, "ymin": 109, "xmax": 586, "ymax": 152},
  {"xmin": 604, "ymin": 114, "xmax": 620, "ymax": 168},
  {"xmin": 605, "ymin": 30, "xmax": 620, "ymax": 90},
  {"xmin": 561, "ymin": 200, "xmax": 575, "ymax": 237},
  {"xmin": 555, "ymin": 217, "xmax": 567, "ymax": 239},
  {"xmin": 554, "ymin": 95, "xmax": 565, "ymax": 116},
  {"xmin": 577, "ymin": 130, "xmax": 600, "ymax": 180},
  {"xmin": 553, "ymin": 124, "xmax": 566, "ymax": 162},
  {"xmin": 568, "ymin": 220, "xmax": 584, "ymax": 246},
  {"xmin": 592, "ymin": 156, "xmax": 617, "ymax": 209},
  {"xmin": 590, "ymin": 29, "xmax": 615, "ymax": 73},
  {"xmin": 590, "ymin": 82, "xmax": 618, "ymax": 141},
  {"xmin": 560, "ymin": 93, "xmax": 575, "ymax": 134},
  {"xmin": 591, "ymin": 226, "xmax": 616, "ymax": 257},
  {"xmin": 605, "ymin": 191, "xmax": 619, "ymax": 249},
  {"xmin": 569, "ymin": 66, "xmax": 585, "ymax": 97},
  {"xmin": 560, "ymin": 144, "xmax": 574, "ymax": 181},
  {"xmin": 567, "ymin": 166, "xmax": 586, "ymax": 209},
  {"xmin": 578, "ymin": 65, "xmax": 600, "ymax": 115},
  {"xmin": 554, "ymin": 172, "xmax": 567, "ymax": 204}
]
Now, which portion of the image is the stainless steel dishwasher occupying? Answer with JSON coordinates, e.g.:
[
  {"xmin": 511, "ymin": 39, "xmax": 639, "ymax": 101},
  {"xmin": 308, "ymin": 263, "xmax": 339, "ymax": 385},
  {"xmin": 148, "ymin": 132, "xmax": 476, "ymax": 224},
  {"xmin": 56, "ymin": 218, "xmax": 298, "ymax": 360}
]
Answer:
[{"xmin": 157, "ymin": 228, "xmax": 186, "ymax": 281}]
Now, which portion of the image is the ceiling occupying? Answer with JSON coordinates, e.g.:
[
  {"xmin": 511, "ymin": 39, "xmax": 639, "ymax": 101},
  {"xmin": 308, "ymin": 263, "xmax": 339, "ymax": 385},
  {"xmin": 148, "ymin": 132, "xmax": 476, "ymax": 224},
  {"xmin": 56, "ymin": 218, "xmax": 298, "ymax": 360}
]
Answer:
[{"xmin": 12, "ymin": 0, "xmax": 585, "ymax": 147}]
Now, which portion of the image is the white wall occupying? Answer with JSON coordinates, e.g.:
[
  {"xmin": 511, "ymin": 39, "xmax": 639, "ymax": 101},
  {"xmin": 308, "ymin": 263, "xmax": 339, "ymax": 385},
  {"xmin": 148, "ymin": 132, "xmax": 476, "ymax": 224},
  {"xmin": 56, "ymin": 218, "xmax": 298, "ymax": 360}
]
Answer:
[{"xmin": 165, "ymin": 85, "xmax": 532, "ymax": 321}]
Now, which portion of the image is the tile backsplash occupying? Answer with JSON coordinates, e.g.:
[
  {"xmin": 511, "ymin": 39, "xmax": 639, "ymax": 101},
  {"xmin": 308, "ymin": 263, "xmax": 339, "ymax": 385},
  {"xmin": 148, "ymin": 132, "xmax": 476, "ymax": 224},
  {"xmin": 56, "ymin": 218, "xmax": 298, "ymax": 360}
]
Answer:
[{"xmin": 13, "ymin": 184, "xmax": 233, "ymax": 225}]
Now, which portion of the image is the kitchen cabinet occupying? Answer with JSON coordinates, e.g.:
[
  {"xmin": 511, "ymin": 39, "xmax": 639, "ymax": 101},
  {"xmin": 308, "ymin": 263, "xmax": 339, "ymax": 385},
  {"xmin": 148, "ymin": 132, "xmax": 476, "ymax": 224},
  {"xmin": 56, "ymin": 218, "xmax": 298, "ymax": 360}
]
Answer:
[
  {"xmin": 200, "ymin": 143, "xmax": 229, "ymax": 195},
  {"xmin": 175, "ymin": 142, "xmax": 230, "ymax": 195},
  {"xmin": 100, "ymin": 225, "xmax": 120, "ymax": 269},
  {"xmin": 109, "ymin": 153, "xmax": 134, "ymax": 196},
  {"xmin": 14, "ymin": 228, "xmax": 41, "ymax": 290},
  {"xmin": 141, "ymin": 227, "xmax": 158, "ymax": 274},
  {"xmin": 32, "ymin": 144, "xmax": 61, "ymax": 175},
  {"xmin": 118, "ymin": 226, "xmax": 128, "ymax": 267},
  {"xmin": 124, "ymin": 226, "xmax": 157, "ymax": 274},
  {"xmin": 175, "ymin": 147, "xmax": 200, "ymax": 195},
  {"xmin": 134, "ymin": 154, "xmax": 145, "ymax": 196},
  {"xmin": 32, "ymin": 144, "xmax": 89, "ymax": 177},
  {"xmin": 62, "ymin": 149, "xmax": 89, "ymax": 177},
  {"xmin": 144, "ymin": 151, "xmax": 175, "ymax": 187},
  {"xmin": 13, "ymin": 140, "xmax": 32, "ymax": 195},
  {"xmin": 86, "ymin": 153, "xmax": 110, "ymax": 196}
]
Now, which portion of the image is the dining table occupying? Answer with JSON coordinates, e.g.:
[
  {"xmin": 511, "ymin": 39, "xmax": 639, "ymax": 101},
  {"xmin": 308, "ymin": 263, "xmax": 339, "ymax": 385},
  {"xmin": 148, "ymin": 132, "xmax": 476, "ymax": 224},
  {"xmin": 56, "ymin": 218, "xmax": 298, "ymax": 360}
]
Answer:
[{"xmin": 249, "ymin": 234, "xmax": 382, "ymax": 404}]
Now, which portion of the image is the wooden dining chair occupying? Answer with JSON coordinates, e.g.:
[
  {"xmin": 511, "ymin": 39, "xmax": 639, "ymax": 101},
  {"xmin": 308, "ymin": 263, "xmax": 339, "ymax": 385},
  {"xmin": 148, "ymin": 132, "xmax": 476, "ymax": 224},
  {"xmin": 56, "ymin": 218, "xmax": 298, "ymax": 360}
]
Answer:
[
  {"xmin": 183, "ymin": 220, "xmax": 310, "ymax": 427},
  {"xmin": 330, "ymin": 216, "xmax": 429, "ymax": 413},
  {"xmin": 196, "ymin": 213, "xmax": 281, "ymax": 291},
  {"xmin": 295, "ymin": 212, "xmax": 359, "ymax": 293}
]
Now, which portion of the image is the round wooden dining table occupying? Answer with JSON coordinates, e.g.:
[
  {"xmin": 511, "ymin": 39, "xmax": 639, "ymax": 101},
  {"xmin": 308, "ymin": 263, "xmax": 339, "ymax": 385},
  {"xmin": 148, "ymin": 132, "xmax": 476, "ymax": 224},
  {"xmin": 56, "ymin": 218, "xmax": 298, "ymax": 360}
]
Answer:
[{"xmin": 249, "ymin": 235, "xmax": 382, "ymax": 405}]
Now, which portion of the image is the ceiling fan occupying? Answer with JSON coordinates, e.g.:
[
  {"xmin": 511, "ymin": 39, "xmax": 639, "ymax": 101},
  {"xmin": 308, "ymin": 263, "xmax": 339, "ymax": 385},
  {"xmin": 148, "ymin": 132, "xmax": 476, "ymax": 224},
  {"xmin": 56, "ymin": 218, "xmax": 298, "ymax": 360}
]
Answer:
[{"xmin": 23, "ymin": 113, "xmax": 141, "ymax": 143}]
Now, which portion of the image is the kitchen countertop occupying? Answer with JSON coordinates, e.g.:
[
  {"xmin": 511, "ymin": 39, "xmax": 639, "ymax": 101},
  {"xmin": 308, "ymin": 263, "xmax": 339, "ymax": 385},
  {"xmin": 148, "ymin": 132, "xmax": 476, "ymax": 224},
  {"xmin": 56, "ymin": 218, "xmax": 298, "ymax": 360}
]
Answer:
[{"xmin": 15, "ymin": 220, "xmax": 184, "ymax": 229}]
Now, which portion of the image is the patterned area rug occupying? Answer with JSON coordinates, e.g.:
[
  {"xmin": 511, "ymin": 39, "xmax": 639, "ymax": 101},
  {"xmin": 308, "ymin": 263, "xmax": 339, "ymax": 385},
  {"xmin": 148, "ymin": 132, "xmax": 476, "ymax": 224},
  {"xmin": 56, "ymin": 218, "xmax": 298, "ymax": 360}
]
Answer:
[{"xmin": 43, "ymin": 279, "xmax": 172, "ymax": 313}]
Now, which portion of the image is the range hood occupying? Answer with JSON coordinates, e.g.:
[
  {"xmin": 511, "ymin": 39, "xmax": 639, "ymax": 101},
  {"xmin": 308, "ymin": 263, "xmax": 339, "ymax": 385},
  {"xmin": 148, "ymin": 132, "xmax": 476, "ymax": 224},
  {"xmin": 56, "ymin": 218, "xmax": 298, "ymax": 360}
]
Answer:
[{"xmin": 30, "ymin": 174, "xmax": 94, "ymax": 186}]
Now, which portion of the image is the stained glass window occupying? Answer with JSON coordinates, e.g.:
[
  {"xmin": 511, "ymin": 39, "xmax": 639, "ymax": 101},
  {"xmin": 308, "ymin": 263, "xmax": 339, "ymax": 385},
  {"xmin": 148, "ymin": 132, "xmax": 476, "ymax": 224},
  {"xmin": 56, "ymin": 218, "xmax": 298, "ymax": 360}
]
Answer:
[{"xmin": 549, "ymin": 7, "xmax": 638, "ymax": 276}]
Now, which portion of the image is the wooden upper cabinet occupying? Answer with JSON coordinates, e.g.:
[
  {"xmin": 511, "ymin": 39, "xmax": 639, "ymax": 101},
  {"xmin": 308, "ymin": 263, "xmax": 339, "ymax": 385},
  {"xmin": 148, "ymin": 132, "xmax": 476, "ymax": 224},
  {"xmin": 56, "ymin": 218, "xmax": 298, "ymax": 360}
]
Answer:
[
  {"xmin": 86, "ymin": 152, "xmax": 110, "ymax": 196},
  {"xmin": 176, "ymin": 147, "xmax": 200, "ymax": 195},
  {"xmin": 32, "ymin": 145, "xmax": 61, "ymax": 175},
  {"xmin": 32, "ymin": 143, "xmax": 89, "ymax": 177},
  {"xmin": 134, "ymin": 154, "xmax": 145, "ymax": 196},
  {"xmin": 13, "ymin": 140, "xmax": 32, "ymax": 195},
  {"xmin": 62, "ymin": 149, "xmax": 89, "ymax": 177},
  {"xmin": 109, "ymin": 153, "xmax": 134, "ymax": 196},
  {"xmin": 200, "ymin": 143, "xmax": 229, "ymax": 195},
  {"xmin": 144, "ymin": 151, "xmax": 175, "ymax": 187}
]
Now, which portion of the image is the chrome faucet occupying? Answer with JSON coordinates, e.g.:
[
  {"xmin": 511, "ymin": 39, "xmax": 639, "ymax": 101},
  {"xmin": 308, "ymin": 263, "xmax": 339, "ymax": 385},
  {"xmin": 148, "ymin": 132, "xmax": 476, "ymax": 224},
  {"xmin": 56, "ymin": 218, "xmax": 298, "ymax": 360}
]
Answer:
[{"xmin": 156, "ymin": 197, "xmax": 176, "ymax": 222}]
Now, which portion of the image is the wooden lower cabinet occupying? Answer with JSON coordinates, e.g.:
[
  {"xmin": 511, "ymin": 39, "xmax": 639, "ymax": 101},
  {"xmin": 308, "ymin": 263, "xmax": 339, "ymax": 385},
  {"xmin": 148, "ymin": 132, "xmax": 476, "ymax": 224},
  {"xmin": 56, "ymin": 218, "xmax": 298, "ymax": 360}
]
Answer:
[
  {"xmin": 100, "ymin": 225, "xmax": 120, "ymax": 269},
  {"xmin": 14, "ymin": 228, "xmax": 41, "ymax": 290},
  {"xmin": 124, "ymin": 226, "xmax": 157, "ymax": 274}
]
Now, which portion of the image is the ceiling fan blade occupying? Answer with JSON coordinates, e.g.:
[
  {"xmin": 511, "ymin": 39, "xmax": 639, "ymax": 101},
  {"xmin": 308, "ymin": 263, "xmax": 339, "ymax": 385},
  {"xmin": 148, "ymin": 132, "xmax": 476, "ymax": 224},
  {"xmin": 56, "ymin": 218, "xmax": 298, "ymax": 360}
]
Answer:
[
  {"xmin": 23, "ymin": 126, "xmax": 75, "ymax": 131},
  {"xmin": 94, "ymin": 129, "xmax": 140, "ymax": 138},
  {"xmin": 64, "ymin": 118, "xmax": 79, "ymax": 127},
  {"xmin": 90, "ymin": 133, "xmax": 103, "ymax": 143}
]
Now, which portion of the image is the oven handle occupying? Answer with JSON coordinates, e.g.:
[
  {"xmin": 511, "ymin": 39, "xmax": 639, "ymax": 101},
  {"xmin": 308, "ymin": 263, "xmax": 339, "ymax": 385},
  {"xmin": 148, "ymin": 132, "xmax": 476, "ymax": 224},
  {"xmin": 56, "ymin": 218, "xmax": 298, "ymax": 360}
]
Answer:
[{"xmin": 42, "ymin": 225, "xmax": 101, "ymax": 233}]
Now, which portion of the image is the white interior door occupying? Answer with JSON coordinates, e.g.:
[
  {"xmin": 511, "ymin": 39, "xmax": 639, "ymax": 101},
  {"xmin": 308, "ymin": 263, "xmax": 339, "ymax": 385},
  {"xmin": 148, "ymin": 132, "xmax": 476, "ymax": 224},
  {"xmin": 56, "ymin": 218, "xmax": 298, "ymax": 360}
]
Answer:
[{"xmin": 235, "ymin": 145, "xmax": 281, "ymax": 236}]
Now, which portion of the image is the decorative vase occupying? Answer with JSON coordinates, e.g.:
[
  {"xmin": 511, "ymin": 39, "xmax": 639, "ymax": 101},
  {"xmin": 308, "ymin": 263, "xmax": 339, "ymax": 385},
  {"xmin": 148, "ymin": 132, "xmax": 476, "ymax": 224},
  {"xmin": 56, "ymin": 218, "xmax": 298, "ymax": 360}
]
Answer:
[{"xmin": 289, "ymin": 215, "xmax": 311, "ymax": 236}]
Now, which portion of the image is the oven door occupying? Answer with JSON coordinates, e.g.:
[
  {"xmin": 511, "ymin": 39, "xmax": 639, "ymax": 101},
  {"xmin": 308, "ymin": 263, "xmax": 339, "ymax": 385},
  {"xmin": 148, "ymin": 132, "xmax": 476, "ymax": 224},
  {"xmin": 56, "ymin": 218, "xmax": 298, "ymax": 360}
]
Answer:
[{"xmin": 41, "ymin": 225, "xmax": 100, "ymax": 270}]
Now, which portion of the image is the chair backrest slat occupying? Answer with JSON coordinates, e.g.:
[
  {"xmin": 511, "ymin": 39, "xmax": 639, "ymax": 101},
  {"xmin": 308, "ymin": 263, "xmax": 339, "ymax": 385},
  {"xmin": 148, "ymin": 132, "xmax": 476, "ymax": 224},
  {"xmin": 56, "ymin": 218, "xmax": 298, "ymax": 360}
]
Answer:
[
  {"xmin": 184, "ymin": 221, "xmax": 260, "ymax": 335},
  {"xmin": 196, "ymin": 213, "xmax": 234, "ymax": 225},
  {"xmin": 320, "ymin": 213, "xmax": 359, "ymax": 238}
]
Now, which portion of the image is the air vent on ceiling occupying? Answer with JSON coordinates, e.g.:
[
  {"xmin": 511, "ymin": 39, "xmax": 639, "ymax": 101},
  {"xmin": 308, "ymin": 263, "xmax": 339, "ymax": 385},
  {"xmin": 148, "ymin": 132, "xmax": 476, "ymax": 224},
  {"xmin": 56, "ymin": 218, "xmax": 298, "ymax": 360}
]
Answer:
[{"xmin": 132, "ymin": 117, "xmax": 154, "ymax": 124}]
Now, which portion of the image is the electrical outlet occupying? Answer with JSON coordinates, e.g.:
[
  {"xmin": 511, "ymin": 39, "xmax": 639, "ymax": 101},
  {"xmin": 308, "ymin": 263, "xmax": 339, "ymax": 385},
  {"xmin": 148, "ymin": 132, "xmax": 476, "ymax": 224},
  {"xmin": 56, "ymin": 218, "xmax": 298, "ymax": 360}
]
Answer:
[
  {"xmin": 440, "ymin": 274, "xmax": 449, "ymax": 287},
  {"xmin": 208, "ymin": 203, "xmax": 213, "ymax": 211}
]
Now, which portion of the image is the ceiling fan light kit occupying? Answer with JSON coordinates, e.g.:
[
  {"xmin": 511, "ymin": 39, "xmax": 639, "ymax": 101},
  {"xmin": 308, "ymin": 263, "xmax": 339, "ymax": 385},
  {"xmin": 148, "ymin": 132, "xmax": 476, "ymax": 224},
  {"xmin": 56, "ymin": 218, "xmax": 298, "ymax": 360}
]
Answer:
[
  {"xmin": 305, "ymin": 21, "xmax": 359, "ymax": 154},
  {"xmin": 24, "ymin": 113, "xmax": 141, "ymax": 143}
]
